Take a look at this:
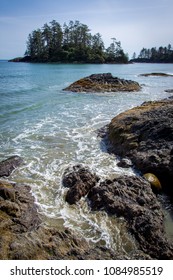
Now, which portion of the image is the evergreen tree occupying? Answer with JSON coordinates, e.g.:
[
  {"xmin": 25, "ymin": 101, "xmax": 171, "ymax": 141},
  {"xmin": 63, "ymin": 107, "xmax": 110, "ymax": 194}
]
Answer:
[
  {"xmin": 132, "ymin": 44, "xmax": 173, "ymax": 63},
  {"xmin": 25, "ymin": 20, "xmax": 128, "ymax": 63},
  {"xmin": 105, "ymin": 38, "xmax": 128, "ymax": 63},
  {"xmin": 26, "ymin": 29, "xmax": 44, "ymax": 61},
  {"xmin": 42, "ymin": 23, "xmax": 52, "ymax": 61}
]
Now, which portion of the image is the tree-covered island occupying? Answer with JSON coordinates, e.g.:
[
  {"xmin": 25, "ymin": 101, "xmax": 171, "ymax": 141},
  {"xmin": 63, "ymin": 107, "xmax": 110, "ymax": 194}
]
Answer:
[
  {"xmin": 9, "ymin": 19, "xmax": 173, "ymax": 64},
  {"xmin": 10, "ymin": 20, "xmax": 128, "ymax": 63},
  {"xmin": 131, "ymin": 44, "xmax": 173, "ymax": 63}
]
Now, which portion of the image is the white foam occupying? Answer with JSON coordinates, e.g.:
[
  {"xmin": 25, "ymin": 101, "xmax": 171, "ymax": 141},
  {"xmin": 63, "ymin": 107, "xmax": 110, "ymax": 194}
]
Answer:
[{"xmin": 5, "ymin": 63, "xmax": 173, "ymax": 252}]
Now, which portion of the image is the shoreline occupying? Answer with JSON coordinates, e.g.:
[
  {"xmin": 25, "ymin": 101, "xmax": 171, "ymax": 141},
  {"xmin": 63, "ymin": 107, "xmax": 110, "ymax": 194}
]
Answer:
[{"xmin": 1, "ymin": 95, "xmax": 173, "ymax": 259}]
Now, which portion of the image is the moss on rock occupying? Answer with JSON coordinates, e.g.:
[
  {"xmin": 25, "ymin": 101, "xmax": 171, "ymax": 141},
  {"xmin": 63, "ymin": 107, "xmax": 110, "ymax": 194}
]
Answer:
[{"xmin": 143, "ymin": 173, "xmax": 162, "ymax": 192}]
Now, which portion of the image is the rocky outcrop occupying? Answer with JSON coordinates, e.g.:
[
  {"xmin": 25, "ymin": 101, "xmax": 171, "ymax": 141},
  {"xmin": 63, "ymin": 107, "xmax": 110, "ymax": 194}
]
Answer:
[
  {"xmin": 107, "ymin": 97, "xmax": 173, "ymax": 192},
  {"xmin": 0, "ymin": 156, "xmax": 23, "ymax": 177},
  {"xmin": 1, "ymin": 94, "xmax": 173, "ymax": 259},
  {"xmin": 140, "ymin": 72, "xmax": 173, "ymax": 77},
  {"xmin": 0, "ymin": 158, "xmax": 153, "ymax": 260},
  {"xmin": 0, "ymin": 181, "xmax": 40, "ymax": 231},
  {"xmin": 62, "ymin": 165, "xmax": 173, "ymax": 259},
  {"xmin": 88, "ymin": 175, "xmax": 173, "ymax": 259},
  {"xmin": 62, "ymin": 165, "xmax": 99, "ymax": 204},
  {"xmin": 165, "ymin": 89, "xmax": 173, "ymax": 93},
  {"xmin": 63, "ymin": 73, "xmax": 141, "ymax": 93},
  {"xmin": 9, "ymin": 56, "xmax": 31, "ymax": 63},
  {"xmin": 0, "ymin": 179, "xmax": 153, "ymax": 260},
  {"xmin": 1, "ymin": 179, "xmax": 134, "ymax": 260}
]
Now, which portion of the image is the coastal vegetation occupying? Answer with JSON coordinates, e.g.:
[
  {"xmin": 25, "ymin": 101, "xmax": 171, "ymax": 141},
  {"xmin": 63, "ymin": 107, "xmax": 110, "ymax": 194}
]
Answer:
[
  {"xmin": 9, "ymin": 19, "xmax": 173, "ymax": 64},
  {"xmin": 131, "ymin": 44, "xmax": 173, "ymax": 63},
  {"xmin": 16, "ymin": 20, "xmax": 128, "ymax": 63}
]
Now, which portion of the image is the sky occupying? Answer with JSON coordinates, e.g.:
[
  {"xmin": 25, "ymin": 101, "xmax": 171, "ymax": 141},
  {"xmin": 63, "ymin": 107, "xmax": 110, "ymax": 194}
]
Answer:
[{"xmin": 0, "ymin": 0, "xmax": 173, "ymax": 59}]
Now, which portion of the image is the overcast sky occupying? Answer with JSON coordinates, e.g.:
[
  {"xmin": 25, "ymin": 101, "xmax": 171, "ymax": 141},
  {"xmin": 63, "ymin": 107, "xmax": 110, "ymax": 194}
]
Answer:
[{"xmin": 0, "ymin": 0, "xmax": 173, "ymax": 59}]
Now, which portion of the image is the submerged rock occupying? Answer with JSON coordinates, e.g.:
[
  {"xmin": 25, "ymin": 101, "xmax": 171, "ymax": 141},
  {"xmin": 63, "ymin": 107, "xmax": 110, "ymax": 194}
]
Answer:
[
  {"xmin": 63, "ymin": 73, "xmax": 141, "ymax": 93},
  {"xmin": 0, "ymin": 156, "xmax": 23, "ymax": 177},
  {"xmin": 165, "ymin": 89, "xmax": 173, "ymax": 93},
  {"xmin": 107, "ymin": 97, "xmax": 173, "ymax": 191},
  {"xmin": 140, "ymin": 72, "xmax": 173, "ymax": 77}
]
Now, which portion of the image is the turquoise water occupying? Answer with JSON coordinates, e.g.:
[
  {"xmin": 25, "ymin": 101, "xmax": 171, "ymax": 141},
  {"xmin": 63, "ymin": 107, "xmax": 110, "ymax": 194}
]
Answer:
[{"xmin": 1, "ymin": 61, "xmax": 173, "ymax": 252}]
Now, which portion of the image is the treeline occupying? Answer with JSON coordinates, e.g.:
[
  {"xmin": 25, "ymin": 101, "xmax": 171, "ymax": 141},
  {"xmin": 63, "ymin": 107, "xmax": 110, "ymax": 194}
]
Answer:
[
  {"xmin": 24, "ymin": 20, "xmax": 128, "ymax": 63},
  {"xmin": 131, "ymin": 44, "xmax": 173, "ymax": 63}
]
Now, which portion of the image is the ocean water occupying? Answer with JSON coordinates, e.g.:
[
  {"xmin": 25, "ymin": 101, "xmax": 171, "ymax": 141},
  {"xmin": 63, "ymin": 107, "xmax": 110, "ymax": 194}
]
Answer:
[{"xmin": 1, "ymin": 61, "xmax": 173, "ymax": 253}]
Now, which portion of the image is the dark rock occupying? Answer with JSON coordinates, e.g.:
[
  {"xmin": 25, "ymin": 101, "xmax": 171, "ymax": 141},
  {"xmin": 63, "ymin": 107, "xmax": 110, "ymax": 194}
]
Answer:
[
  {"xmin": 63, "ymin": 73, "xmax": 141, "ymax": 93},
  {"xmin": 165, "ymin": 89, "xmax": 173, "ymax": 93},
  {"xmin": 1, "ymin": 179, "xmax": 145, "ymax": 260},
  {"xmin": 8, "ymin": 56, "xmax": 31, "ymax": 63},
  {"xmin": 97, "ymin": 124, "xmax": 109, "ymax": 138},
  {"xmin": 62, "ymin": 165, "xmax": 99, "ymax": 204},
  {"xmin": 5, "ymin": 224, "xmax": 149, "ymax": 260},
  {"xmin": 0, "ymin": 156, "xmax": 23, "ymax": 177},
  {"xmin": 140, "ymin": 73, "xmax": 173, "ymax": 77},
  {"xmin": 87, "ymin": 175, "xmax": 173, "ymax": 259},
  {"xmin": 107, "ymin": 98, "xmax": 173, "ymax": 191},
  {"xmin": 0, "ymin": 181, "xmax": 16, "ymax": 201},
  {"xmin": 62, "ymin": 163, "xmax": 173, "ymax": 258},
  {"xmin": 0, "ymin": 181, "xmax": 41, "ymax": 232},
  {"xmin": 0, "ymin": 200, "xmax": 20, "ymax": 218},
  {"xmin": 117, "ymin": 158, "xmax": 133, "ymax": 168}
]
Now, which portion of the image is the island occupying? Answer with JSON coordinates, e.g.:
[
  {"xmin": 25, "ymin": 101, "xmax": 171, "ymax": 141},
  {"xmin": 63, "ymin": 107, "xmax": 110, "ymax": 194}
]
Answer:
[{"xmin": 9, "ymin": 20, "xmax": 128, "ymax": 64}]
